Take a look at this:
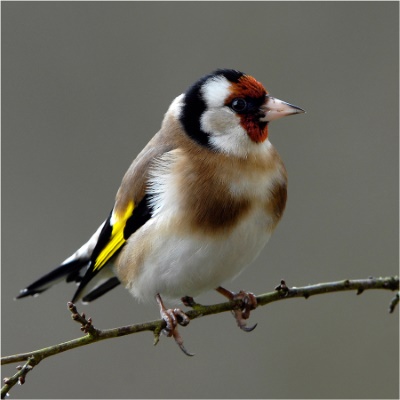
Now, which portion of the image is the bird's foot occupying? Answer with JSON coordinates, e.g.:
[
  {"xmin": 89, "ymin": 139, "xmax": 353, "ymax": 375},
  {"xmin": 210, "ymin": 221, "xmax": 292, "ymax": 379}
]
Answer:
[
  {"xmin": 156, "ymin": 293, "xmax": 193, "ymax": 356},
  {"xmin": 216, "ymin": 286, "xmax": 258, "ymax": 332}
]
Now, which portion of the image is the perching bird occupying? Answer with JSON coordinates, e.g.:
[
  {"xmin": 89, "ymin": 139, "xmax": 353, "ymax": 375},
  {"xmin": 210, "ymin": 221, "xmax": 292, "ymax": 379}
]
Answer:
[{"xmin": 17, "ymin": 69, "xmax": 304, "ymax": 354}]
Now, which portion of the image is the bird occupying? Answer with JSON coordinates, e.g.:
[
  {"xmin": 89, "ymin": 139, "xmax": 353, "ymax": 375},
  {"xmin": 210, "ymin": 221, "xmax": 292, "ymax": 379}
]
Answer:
[{"xmin": 16, "ymin": 69, "xmax": 305, "ymax": 355}]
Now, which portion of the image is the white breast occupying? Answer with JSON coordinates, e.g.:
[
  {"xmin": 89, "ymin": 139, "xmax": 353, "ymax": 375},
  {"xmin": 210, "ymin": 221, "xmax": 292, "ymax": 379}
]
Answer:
[{"xmin": 127, "ymin": 207, "xmax": 272, "ymax": 302}]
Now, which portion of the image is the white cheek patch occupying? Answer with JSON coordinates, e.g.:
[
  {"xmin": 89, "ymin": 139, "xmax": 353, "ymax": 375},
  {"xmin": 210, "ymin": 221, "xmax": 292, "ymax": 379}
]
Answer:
[
  {"xmin": 200, "ymin": 108, "xmax": 238, "ymax": 135},
  {"xmin": 201, "ymin": 108, "xmax": 263, "ymax": 158},
  {"xmin": 201, "ymin": 76, "xmax": 231, "ymax": 108}
]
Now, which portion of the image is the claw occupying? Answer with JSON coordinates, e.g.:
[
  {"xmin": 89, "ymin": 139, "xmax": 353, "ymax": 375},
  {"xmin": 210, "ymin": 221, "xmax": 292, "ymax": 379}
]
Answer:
[
  {"xmin": 233, "ymin": 309, "xmax": 258, "ymax": 332},
  {"xmin": 216, "ymin": 287, "xmax": 258, "ymax": 331},
  {"xmin": 156, "ymin": 294, "xmax": 194, "ymax": 356},
  {"xmin": 170, "ymin": 328, "xmax": 194, "ymax": 357}
]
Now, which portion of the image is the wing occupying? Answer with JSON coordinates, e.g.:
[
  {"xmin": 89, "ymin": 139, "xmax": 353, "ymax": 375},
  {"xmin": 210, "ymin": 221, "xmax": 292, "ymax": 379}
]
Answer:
[{"xmin": 71, "ymin": 193, "xmax": 153, "ymax": 302}]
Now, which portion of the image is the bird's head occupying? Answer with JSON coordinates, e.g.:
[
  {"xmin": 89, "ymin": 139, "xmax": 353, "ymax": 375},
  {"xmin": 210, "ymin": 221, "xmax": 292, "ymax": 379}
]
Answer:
[{"xmin": 177, "ymin": 69, "xmax": 304, "ymax": 157}]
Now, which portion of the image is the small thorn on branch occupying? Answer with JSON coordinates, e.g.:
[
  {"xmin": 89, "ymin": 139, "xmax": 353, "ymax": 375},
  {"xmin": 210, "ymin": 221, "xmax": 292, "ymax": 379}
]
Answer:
[
  {"xmin": 389, "ymin": 292, "xmax": 399, "ymax": 314},
  {"xmin": 153, "ymin": 330, "xmax": 161, "ymax": 347},
  {"xmin": 181, "ymin": 296, "xmax": 196, "ymax": 307},
  {"xmin": 275, "ymin": 279, "xmax": 290, "ymax": 296}
]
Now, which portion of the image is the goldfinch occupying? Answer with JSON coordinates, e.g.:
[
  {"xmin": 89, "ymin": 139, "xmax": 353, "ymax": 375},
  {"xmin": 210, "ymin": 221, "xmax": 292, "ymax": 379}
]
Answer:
[{"xmin": 17, "ymin": 69, "xmax": 304, "ymax": 353}]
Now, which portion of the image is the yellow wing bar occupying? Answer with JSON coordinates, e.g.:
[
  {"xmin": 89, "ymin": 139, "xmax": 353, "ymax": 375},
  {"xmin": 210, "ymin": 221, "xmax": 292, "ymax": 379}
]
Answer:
[{"xmin": 93, "ymin": 200, "xmax": 134, "ymax": 271}]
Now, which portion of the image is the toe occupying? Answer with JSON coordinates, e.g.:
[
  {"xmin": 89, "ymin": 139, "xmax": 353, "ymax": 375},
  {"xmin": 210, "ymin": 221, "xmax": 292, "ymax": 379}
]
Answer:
[
  {"xmin": 217, "ymin": 287, "xmax": 258, "ymax": 331},
  {"xmin": 155, "ymin": 294, "xmax": 193, "ymax": 356}
]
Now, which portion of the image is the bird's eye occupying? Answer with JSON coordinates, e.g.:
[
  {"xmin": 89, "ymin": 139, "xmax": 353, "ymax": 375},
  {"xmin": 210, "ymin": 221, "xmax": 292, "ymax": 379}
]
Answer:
[{"xmin": 231, "ymin": 98, "xmax": 247, "ymax": 112}]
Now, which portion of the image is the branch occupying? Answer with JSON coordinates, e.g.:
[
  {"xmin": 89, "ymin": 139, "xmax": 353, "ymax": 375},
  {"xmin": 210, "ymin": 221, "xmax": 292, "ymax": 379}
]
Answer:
[
  {"xmin": 1, "ymin": 357, "xmax": 37, "ymax": 398},
  {"xmin": 1, "ymin": 276, "xmax": 398, "ymax": 398}
]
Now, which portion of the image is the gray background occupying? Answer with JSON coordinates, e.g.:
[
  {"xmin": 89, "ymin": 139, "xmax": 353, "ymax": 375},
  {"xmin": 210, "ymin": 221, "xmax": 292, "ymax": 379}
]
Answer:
[{"xmin": 2, "ymin": 2, "xmax": 399, "ymax": 399}]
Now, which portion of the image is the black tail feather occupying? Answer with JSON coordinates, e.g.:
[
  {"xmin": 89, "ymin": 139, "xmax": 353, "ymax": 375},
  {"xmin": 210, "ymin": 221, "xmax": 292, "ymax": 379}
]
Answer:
[{"xmin": 16, "ymin": 258, "xmax": 89, "ymax": 299}]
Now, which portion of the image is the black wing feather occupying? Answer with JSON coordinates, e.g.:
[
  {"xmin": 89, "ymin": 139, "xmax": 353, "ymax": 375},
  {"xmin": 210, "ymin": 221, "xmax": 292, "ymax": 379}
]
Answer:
[{"xmin": 71, "ymin": 194, "xmax": 153, "ymax": 302}]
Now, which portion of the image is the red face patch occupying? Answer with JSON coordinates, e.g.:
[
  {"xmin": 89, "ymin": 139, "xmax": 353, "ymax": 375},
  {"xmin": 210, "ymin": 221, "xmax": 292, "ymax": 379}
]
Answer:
[
  {"xmin": 226, "ymin": 75, "xmax": 269, "ymax": 143},
  {"xmin": 240, "ymin": 114, "xmax": 269, "ymax": 143},
  {"xmin": 228, "ymin": 75, "xmax": 267, "ymax": 101}
]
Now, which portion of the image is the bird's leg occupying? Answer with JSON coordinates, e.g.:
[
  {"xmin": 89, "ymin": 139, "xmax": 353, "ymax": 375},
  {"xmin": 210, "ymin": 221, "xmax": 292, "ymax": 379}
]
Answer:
[
  {"xmin": 155, "ymin": 293, "xmax": 193, "ymax": 356},
  {"xmin": 216, "ymin": 286, "xmax": 258, "ymax": 332}
]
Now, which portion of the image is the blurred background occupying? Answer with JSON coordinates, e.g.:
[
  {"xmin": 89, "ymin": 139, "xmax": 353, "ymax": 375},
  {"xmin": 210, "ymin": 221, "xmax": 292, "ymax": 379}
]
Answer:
[{"xmin": 2, "ymin": 2, "xmax": 398, "ymax": 399}]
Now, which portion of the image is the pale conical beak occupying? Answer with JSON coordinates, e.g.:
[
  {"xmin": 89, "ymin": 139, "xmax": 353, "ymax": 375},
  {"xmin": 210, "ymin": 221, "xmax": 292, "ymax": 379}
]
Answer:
[{"xmin": 260, "ymin": 95, "xmax": 305, "ymax": 122}]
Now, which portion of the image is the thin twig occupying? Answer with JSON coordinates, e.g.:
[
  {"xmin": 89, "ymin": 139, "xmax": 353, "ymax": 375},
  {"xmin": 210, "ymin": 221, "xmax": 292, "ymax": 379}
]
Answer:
[
  {"xmin": 1, "ymin": 276, "xmax": 398, "ymax": 398},
  {"xmin": 1, "ymin": 357, "xmax": 38, "ymax": 398}
]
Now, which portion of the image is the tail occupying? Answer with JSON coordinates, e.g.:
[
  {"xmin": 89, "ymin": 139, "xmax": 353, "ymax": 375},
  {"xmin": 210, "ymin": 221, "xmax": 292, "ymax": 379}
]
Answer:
[
  {"xmin": 16, "ymin": 257, "xmax": 120, "ymax": 303},
  {"xmin": 16, "ymin": 257, "xmax": 90, "ymax": 299},
  {"xmin": 16, "ymin": 221, "xmax": 121, "ymax": 302}
]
